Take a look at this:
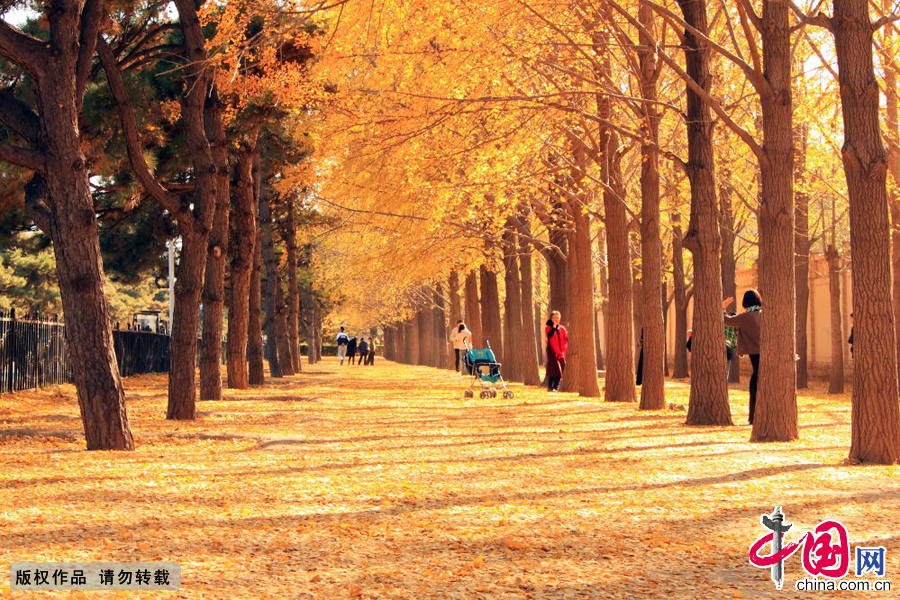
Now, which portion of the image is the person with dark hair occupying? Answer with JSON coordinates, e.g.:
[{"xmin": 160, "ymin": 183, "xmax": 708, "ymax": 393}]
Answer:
[
  {"xmin": 357, "ymin": 337, "xmax": 369, "ymax": 365},
  {"xmin": 544, "ymin": 311, "xmax": 568, "ymax": 391},
  {"xmin": 724, "ymin": 289, "xmax": 762, "ymax": 424},
  {"xmin": 449, "ymin": 320, "xmax": 472, "ymax": 373},
  {"xmin": 347, "ymin": 335, "xmax": 358, "ymax": 365},
  {"xmin": 336, "ymin": 326, "xmax": 350, "ymax": 365}
]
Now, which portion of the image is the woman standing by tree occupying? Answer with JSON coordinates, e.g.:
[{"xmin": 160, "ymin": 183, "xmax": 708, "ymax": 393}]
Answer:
[
  {"xmin": 545, "ymin": 311, "xmax": 568, "ymax": 392},
  {"xmin": 724, "ymin": 291, "xmax": 762, "ymax": 424}
]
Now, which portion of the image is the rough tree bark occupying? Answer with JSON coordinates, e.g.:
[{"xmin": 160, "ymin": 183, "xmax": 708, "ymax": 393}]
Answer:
[
  {"xmin": 406, "ymin": 318, "xmax": 419, "ymax": 365},
  {"xmin": 0, "ymin": 7, "xmax": 135, "ymax": 449},
  {"xmin": 559, "ymin": 134, "xmax": 601, "ymax": 397},
  {"xmin": 98, "ymin": 15, "xmax": 217, "ymax": 422},
  {"xmin": 636, "ymin": 0, "xmax": 666, "ymax": 409},
  {"xmin": 448, "ymin": 271, "xmax": 462, "ymax": 368},
  {"xmin": 226, "ymin": 132, "xmax": 259, "ymax": 389},
  {"xmin": 259, "ymin": 190, "xmax": 283, "ymax": 378},
  {"xmin": 433, "ymin": 285, "xmax": 447, "ymax": 368},
  {"xmin": 719, "ymin": 170, "xmax": 740, "ymax": 382},
  {"xmin": 283, "ymin": 196, "xmax": 302, "ymax": 372},
  {"xmin": 198, "ymin": 87, "xmax": 230, "ymax": 402},
  {"xmin": 518, "ymin": 220, "xmax": 542, "ymax": 385},
  {"xmin": 248, "ymin": 240, "xmax": 265, "ymax": 385},
  {"xmin": 502, "ymin": 222, "xmax": 525, "ymax": 381},
  {"xmin": 671, "ymin": 212, "xmax": 690, "ymax": 379},
  {"xmin": 597, "ymin": 230, "xmax": 609, "ymax": 371},
  {"xmin": 480, "ymin": 264, "xmax": 504, "ymax": 359},
  {"xmin": 794, "ymin": 124, "xmax": 810, "ymax": 389},
  {"xmin": 832, "ymin": 0, "xmax": 900, "ymax": 462},
  {"xmin": 677, "ymin": 0, "xmax": 732, "ymax": 425},
  {"xmin": 825, "ymin": 244, "xmax": 844, "ymax": 394},
  {"xmin": 464, "ymin": 271, "xmax": 482, "ymax": 347},
  {"xmin": 883, "ymin": 3, "xmax": 900, "ymax": 389},
  {"xmin": 417, "ymin": 302, "xmax": 433, "ymax": 366},
  {"xmin": 596, "ymin": 56, "xmax": 635, "ymax": 402},
  {"xmin": 753, "ymin": 0, "xmax": 797, "ymax": 442}
]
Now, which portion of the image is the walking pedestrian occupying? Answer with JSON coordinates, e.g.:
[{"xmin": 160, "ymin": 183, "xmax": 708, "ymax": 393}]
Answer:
[
  {"xmin": 449, "ymin": 320, "xmax": 473, "ymax": 374},
  {"xmin": 724, "ymin": 290, "xmax": 762, "ymax": 424},
  {"xmin": 544, "ymin": 311, "xmax": 568, "ymax": 392},
  {"xmin": 336, "ymin": 327, "xmax": 349, "ymax": 365},
  {"xmin": 347, "ymin": 336, "xmax": 358, "ymax": 365},
  {"xmin": 357, "ymin": 337, "xmax": 369, "ymax": 365}
]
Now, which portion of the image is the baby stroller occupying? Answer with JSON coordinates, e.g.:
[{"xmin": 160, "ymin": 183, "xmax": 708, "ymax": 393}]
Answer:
[{"xmin": 462, "ymin": 339, "xmax": 513, "ymax": 399}]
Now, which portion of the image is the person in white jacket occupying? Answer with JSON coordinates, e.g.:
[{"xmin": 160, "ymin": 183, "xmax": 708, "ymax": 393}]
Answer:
[{"xmin": 449, "ymin": 320, "xmax": 473, "ymax": 373}]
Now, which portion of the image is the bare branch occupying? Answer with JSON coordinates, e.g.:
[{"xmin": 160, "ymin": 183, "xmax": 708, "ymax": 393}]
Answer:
[
  {"xmin": 0, "ymin": 21, "xmax": 46, "ymax": 77},
  {"xmin": 0, "ymin": 141, "xmax": 45, "ymax": 172},
  {"xmin": 75, "ymin": 0, "xmax": 103, "ymax": 108}
]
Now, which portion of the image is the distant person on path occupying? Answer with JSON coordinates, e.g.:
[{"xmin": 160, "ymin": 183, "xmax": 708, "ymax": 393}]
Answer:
[
  {"xmin": 544, "ymin": 311, "xmax": 568, "ymax": 392},
  {"xmin": 366, "ymin": 337, "xmax": 376, "ymax": 365},
  {"xmin": 357, "ymin": 337, "xmax": 369, "ymax": 365},
  {"xmin": 336, "ymin": 327, "xmax": 350, "ymax": 365},
  {"xmin": 724, "ymin": 290, "xmax": 762, "ymax": 424},
  {"xmin": 347, "ymin": 336, "xmax": 358, "ymax": 364},
  {"xmin": 449, "ymin": 320, "xmax": 473, "ymax": 373}
]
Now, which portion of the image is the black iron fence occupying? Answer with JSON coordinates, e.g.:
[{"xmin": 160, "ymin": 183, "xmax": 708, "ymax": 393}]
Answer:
[{"xmin": 0, "ymin": 309, "xmax": 170, "ymax": 394}]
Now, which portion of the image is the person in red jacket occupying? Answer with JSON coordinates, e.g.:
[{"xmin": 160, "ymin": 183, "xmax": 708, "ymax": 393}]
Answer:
[{"xmin": 544, "ymin": 310, "xmax": 568, "ymax": 392}]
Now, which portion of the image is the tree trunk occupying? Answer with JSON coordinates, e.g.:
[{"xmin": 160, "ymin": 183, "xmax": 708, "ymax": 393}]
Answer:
[
  {"xmin": 545, "ymin": 223, "xmax": 570, "ymax": 320},
  {"xmin": 825, "ymin": 244, "xmax": 844, "ymax": 394},
  {"xmin": 502, "ymin": 224, "xmax": 524, "ymax": 381},
  {"xmin": 417, "ymin": 304, "xmax": 433, "ymax": 366},
  {"xmin": 518, "ymin": 222, "xmax": 541, "ymax": 385},
  {"xmin": 559, "ymin": 134, "xmax": 601, "ymax": 397},
  {"xmin": 719, "ymin": 170, "xmax": 740, "ymax": 382},
  {"xmin": 448, "ymin": 271, "xmax": 462, "ymax": 368},
  {"xmin": 405, "ymin": 318, "xmax": 419, "ymax": 365},
  {"xmin": 464, "ymin": 271, "xmax": 482, "ymax": 347},
  {"xmin": 677, "ymin": 0, "xmax": 732, "ymax": 425},
  {"xmin": 883, "ymin": 4, "xmax": 900, "ymax": 391},
  {"xmin": 248, "ymin": 151, "xmax": 265, "ymax": 383},
  {"xmin": 671, "ymin": 212, "xmax": 690, "ymax": 378},
  {"xmin": 248, "ymin": 239, "xmax": 265, "ymax": 385},
  {"xmin": 433, "ymin": 285, "xmax": 447, "ymax": 368},
  {"xmin": 198, "ymin": 90, "xmax": 229, "ymax": 402},
  {"xmin": 480, "ymin": 264, "xmax": 503, "ymax": 359},
  {"xmin": 595, "ymin": 68, "xmax": 635, "ymax": 402},
  {"xmin": 597, "ymin": 230, "xmax": 609, "ymax": 371},
  {"xmin": 753, "ymin": 0, "xmax": 797, "ymax": 442},
  {"xmin": 794, "ymin": 124, "xmax": 810, "ymax": 389},
  {"xmin": 43, "ymin": 98, "xmax": 134, "ymax": 448},
  {"xmin": 284, "ymin": 196, "xmax": 301, "ymax": 372},
  {"xmin": 274, "ymin": 277, "xmax": 293, "ymax": 375},
  {"xmin": 636, "ymin": 15, "xmax": 667, "ymax": 410},
  {"xmin": 259, "ymin": 190, "xmax": 283, "ymax": 378},
  {"xmin": 167, "ymin": 230, "xmax": 207, "ymax": 420},
  {"xmin": 226, "ymin": 134, "xmax": 258, "ymax": 389},
  {"xmin": 833, "ymin": 0, "xmax": 900, "ymax": 463}
]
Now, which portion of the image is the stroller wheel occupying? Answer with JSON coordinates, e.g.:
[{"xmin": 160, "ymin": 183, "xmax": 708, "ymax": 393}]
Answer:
[
  {"xmin": 504, "ymin": 391, "xmax": 514, "ymax": 399},
  {"xmin": 464, "ymin": 390, "xmax": 474, "ymax": 399},
  {"xmin": 490, "ymin": 390, "xmax": 498, "ymax": 398},
  {"xmin": 480, "ymin": 391, "xmax": 489, "ymax": 399}
]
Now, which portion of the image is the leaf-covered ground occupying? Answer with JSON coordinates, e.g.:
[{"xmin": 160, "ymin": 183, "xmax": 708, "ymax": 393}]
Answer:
[{"xmin": 2, "ymin": 360, "xmax": 898, "ymax": 598}]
